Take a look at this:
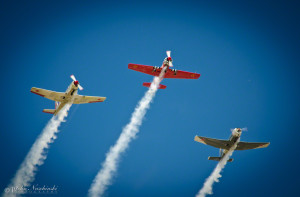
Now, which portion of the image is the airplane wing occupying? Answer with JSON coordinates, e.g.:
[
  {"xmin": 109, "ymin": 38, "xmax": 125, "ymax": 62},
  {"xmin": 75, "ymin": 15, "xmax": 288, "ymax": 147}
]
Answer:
[
  {"xmin": 73, "ymin": 95, "xmax": 106, "ymax": 104},
  {"xmin": 128, "ymin": 64, "xmax": 200, "ymax": 79},
  {"xmin": 164, "ymin": 69, "xmax": 200, "ymax": 79},
  {"xmin": 128, "ymin": 64, "xmax": 160, "ymax": 76},
  {"xmin": 31, "ymin": 87, "xmax": 66, "ymax": 102},
  {"xmin": 195, "ymin": 136, "xmax": 270, "ymax": 151},
  {"xmin": 235, "ymin": 142, "xmax": 270, "ymax": 150},
  {"xmin": 194, "ymin": 136, "xmax": 232, "ymax": 150}
]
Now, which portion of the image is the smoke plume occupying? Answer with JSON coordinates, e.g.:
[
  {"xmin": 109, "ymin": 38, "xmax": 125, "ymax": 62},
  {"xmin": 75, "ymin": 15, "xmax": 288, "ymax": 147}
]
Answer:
[
  {"xmin": 3, "ymin": 103, "xmax": 72, "ymax": 197},
  {"xmin": 88, "ymin": 68, "xmax": 166, "ymax": 197},
  {"xmin": 196, "ymin": 140, "xmax": 239, "ymax": 197}
]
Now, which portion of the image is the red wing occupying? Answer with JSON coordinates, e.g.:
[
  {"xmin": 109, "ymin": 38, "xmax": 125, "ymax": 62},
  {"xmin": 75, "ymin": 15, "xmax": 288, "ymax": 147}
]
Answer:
[
  {"xmin": 164, "ymin": 69, "xmax": 200, "ymax": 79},
  {"xmin": 128, "ymin": 64, "xmax": 161, "ymax": 77},
  {"xmin": 129, "ymin": 63, "xmax": 200, "ymax": 79}
]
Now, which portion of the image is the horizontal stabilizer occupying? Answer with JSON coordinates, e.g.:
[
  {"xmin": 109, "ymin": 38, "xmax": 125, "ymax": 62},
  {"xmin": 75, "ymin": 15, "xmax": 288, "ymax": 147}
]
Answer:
[
  {"xmin": 143, "ymin": 82, "xmax": 166, "ymax": 89},
  {"xmin": 42, "ymin": 109, "xmax": 56, "ymax": 114},
  {"xmin": 208, "ymin": 156, "xmax": 233, "ymax": 162}
]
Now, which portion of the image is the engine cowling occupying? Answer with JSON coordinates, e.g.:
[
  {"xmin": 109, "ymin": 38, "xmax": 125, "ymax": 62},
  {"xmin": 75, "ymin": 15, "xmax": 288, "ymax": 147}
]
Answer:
[{"xmin": 74, "ymin": 80, "xmax": 79, "ymax": 86}]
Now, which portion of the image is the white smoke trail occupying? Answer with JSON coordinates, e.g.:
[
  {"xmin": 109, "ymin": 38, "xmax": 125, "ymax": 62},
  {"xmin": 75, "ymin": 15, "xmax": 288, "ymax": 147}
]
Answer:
[
  {"xmin": 196, "ymin": 140, "xmax": 239, "ymax": 197},
  {"xmin": 88, "ymin": 68, "xmax": 166, "ymax": 197},
  {"xmin": 3, "ymin": 103, "xmax": 72, "ymax": 197}
]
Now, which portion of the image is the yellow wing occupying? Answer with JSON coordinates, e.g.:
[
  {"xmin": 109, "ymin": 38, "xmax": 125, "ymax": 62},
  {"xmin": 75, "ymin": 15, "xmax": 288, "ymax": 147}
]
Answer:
[
  {"xmin": 31, "ymin": 87, "xmax": 66, "ymax": 102},
  {"xmin": 73, "ymin": 95, "xmax": 106, "ymax": 104}
]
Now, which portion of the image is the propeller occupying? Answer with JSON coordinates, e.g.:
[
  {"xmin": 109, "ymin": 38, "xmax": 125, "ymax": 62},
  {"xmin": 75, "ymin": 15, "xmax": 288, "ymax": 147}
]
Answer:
[
  {"xmin": 230, "ymin": 128, "xmax": 247, "ymax": 136},
  {"xmin": 166, "ymin": 50, "xmax": 173, "ymax": 67},
  {"xmin": 230, "ymin": 128, "xmax": 247, "ymax": 132},
  {"xmin": 70, "ymin": 74, "xmax": 84, "ymax": 90},
  {"xmin": 166, "ymin": 50, "xmax": 171, "ymax": 58},
  {"xmin": 241, "ymin": 127, "xmax": 248, "ymax": 132}
]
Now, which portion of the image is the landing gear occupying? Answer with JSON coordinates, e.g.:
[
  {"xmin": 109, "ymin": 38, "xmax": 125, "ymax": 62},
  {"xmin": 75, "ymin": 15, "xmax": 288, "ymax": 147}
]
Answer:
[
  {"xmin": 171, "ymin": 69, "xmax": 177, "ymax": 75},
  {"xmin": 71, "ymin": 89, "xmax": 76, "ymax": 96},
  {"xmin": 152, "ymin": 66, "xmax": 159, "ymax": 73}
]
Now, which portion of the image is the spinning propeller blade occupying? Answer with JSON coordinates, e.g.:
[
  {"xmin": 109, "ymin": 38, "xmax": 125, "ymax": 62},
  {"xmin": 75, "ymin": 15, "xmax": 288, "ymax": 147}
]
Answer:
[
  {"xmin": 70, "ymin": 74, "xmax": 84, "ymax": 90},
  {"xmin": 166, "ymin": 50, "xmax": 171, "ymax": 57},
  {"xmin": 70, "ymin": 75, "xmax": 76, "ymax": 81},
  {"xmin": 166, "ymin": 51, "xmax": 173, "ymax": 67},
  {"xmin": 78, "ymin": 84, "xmax": 83, "ymax": 91}
]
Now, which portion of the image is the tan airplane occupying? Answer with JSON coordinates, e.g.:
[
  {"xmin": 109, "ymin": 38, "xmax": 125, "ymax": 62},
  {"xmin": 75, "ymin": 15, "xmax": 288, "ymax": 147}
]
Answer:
[
  {"xmin": 31, "ymin": 75, "xmax": 106, "ymax": 115},
  {"xmin": 194, "ymin": 128, "xmax": 270, "ymax": 162}
]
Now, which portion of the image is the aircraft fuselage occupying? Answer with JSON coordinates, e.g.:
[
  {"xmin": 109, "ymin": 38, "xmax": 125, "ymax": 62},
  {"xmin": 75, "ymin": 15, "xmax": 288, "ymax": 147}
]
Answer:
[
  {"xmin": 53, "ymin": 82, "xmax": 78, "ymax": 115},
  {"xmin": 220, "ymin": 128, "xmax": 242, "ymax": 158}
]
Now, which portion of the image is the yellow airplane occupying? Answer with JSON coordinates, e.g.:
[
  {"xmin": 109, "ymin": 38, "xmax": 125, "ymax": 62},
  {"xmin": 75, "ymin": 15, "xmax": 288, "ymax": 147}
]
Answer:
[{"xmin": 31, "ymin": 75, "xmax": 106, "ymax": 115}]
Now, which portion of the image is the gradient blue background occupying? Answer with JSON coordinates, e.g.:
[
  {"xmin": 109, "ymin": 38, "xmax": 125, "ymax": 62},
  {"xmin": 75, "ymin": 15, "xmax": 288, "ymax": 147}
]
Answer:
[{"xmin": 1, "ymin": 1, "xmax": 299, "ymax": 196}]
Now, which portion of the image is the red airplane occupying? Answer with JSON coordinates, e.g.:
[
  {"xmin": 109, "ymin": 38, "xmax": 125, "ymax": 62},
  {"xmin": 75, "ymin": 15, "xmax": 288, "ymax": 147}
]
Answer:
[{"xmin": 128, "ymin": 51, "xmax": 200, "ymax": 89}]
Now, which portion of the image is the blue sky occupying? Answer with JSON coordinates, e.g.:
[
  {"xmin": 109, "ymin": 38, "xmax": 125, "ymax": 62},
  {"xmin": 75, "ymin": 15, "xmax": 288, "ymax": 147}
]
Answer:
[{"xmin": 1, "ymin": 0, "xmax": 299, "ymax": 196}]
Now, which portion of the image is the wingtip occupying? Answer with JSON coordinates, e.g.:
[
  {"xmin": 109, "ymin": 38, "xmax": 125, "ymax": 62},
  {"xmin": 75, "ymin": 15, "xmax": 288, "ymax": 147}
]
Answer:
[
  {"xmin": 263, "ymin": 142, "xmax": 270, "ymax": 148},
  {"xmin": 88, "ymin": 97, "xmax": 106, "ymax": 103},
  {"xmin": 257, "ymin": 142, "xmax": 270, "ymax": 149},
  {"xmin": 30, "ymin": 88, "xmax": 45, "ymax": 97},
  {"xmin": 194, "ymin": 135, "xmax": 198, "ymax": 141},
  {"xmin": 128, "ymin": 63, "xmax": 136, "ymax": 69},
  {"xmin": 194, "ymin": 136, "xmax": 207, "ymax": 145}
]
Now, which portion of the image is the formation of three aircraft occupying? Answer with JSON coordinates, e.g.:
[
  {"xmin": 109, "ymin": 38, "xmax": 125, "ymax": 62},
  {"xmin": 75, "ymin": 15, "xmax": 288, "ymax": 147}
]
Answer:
[{"xmin": 30, "ymin": 51, "xmax": 269, "ymax": 162}]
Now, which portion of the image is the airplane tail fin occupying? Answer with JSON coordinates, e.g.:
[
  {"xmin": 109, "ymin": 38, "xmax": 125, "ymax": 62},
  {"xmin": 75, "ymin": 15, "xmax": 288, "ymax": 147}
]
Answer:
[
  {"xmin": 208, "ymin": 156, "xmax": 233, "ymax": 162},
  {"xmin": 143, "ymin": 82, "xmax": 166, "ymax": 89},
  {"xmin": 43, "ymin": 109, "xmax": 56, "ymax": 115}
]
